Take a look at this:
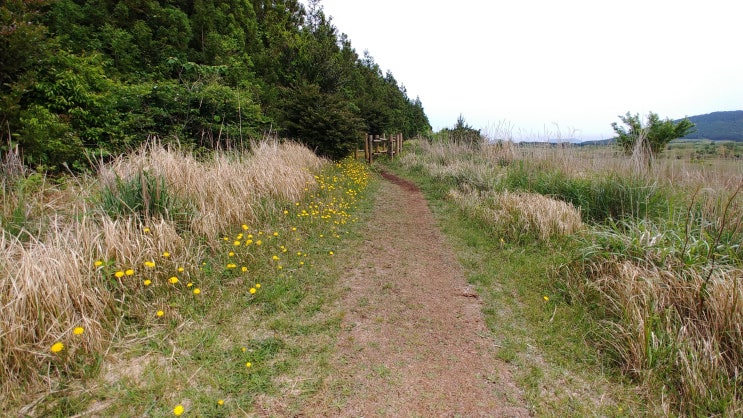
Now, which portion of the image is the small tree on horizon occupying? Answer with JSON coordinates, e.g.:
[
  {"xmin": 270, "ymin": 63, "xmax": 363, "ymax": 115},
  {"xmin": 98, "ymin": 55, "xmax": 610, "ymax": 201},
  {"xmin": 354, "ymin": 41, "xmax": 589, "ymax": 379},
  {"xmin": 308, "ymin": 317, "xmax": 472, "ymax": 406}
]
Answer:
[
  {"xmin": 611, "ymin": 111, "xmax": 695, "ymax": 168},
  {"xmin": 439, "ymin": 114, "xmax": 483, "ymax": 148}
]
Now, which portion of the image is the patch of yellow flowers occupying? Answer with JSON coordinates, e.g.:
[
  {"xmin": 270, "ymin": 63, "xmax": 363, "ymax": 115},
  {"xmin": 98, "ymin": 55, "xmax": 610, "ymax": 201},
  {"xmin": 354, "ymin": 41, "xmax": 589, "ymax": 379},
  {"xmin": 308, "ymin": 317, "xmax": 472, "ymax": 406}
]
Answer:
[{"xmin": 81, "ymin": 158, "xmax": 369, "ymax": 416}]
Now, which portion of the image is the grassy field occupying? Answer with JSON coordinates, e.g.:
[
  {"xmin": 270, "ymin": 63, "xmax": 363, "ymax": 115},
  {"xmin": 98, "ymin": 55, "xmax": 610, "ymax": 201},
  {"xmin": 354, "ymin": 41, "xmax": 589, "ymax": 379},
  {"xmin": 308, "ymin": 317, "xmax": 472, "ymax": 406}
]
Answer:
[
  {"xmin": 2, "ymin": 137, "xmax": 741, "ymax": 416},
  {"xmin": 384, "ymin": 138, "xmax": 742, "ymax": 416},
  {"xmin": 0, "ymin": 141, "xmax": 372, "ymax": 416}
]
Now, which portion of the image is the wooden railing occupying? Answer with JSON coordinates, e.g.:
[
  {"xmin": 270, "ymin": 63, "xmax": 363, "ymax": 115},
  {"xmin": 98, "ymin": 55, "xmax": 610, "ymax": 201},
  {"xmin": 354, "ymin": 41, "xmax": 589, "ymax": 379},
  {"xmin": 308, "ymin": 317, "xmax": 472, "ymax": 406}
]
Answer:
[{"xmin": 362, "ymin": 133, "xmax": 403, "ymax": 164}]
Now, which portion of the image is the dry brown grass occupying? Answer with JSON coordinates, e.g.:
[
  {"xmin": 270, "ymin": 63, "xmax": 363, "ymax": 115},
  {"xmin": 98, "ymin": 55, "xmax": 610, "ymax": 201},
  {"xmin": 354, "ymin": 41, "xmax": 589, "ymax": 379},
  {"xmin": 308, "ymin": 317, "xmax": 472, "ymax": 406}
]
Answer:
[
  {"xmin": 0, "ymin": 139, "xmax": 324, "ymax": 403},
  {"xmin": 513, "ymin": 142, "xmax": 743, "ymax": 193},
  {"xmin": 578, "ymin": 258, "xmax": 743, "ymax": 414},
  {"xmin": 448, "ymin": 186, "xmax": 583, "ymax": 241},
  {"xmin": 102, "ymin": 140, "xmax": 323, "ymax": 240}
]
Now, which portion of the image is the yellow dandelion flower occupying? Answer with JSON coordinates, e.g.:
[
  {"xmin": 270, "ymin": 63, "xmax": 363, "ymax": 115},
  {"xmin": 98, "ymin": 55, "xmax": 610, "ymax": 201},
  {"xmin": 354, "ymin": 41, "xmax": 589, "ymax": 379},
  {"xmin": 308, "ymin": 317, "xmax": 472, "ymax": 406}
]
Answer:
[
  {"xmin": 255, "ymin": 283, "xmax": 261, "ymax": 289},
  {"xmin": 193, "ymin": 288, "xmax": 201, "ymax": 295},
  {"xmin": 255, "ymin": 240, "xmax": 262, "ymax": 246},
  {"xmin": 226, "ymin": 263, "xmax": 237, "ymax": 269},
  {"xmin": 73, "ymin": 327, "xmax": 84, "ymax": 335},
  {"xmin": 241, "ymin": 224, "xmax": 249, "ymax": 230},
  {"xmin": 329, "ymin": 251, "xmax": 334, "ymax": 255},
  {"xmin": 125, "ymin": 269, "xmax": 135, "ymax": 276},
  {"xmin": 272, "ymin": 255, "xmax": 279, "ymax": 261},
  {"xmin": 114, "ymin": 271, "xmax": 125, "ymax": 278},
  {"xmin": 283, "ymin": 210, "xmax": 288, "ymax": 215},
  {"xmin": 169, "ymin": 276, "xmax": 179, "ymax": 284},
  {"xmin": 177, "ymin": 267, "xmax": 184, "ymax": 272},
  {"xmin": 234, "ymin": 240, "xmax": 241, "ymax": 246},
  {"xmin": 543, "ymin": 296, "xmax": 550, "ymax": 302},
  {"xmin": 173, "ymin": 404, "xmax": 185, "ymax": 416},
  {"xmin": 217, "ymin": 399, "xmax": 224, "ymax": 406},
  {"xmin": 245, "ymin": 362, "xmax": 252, "ymax": 368},
  {"xmin": 157, "ymin": 310, "xmax": 164, "ymax": 317},
  {"xmin": 249, "ymin": 288, "xmax": 256, "ymax": 294},
  {"xmin": 51, "ymin": 342, "xmax": 64, "ymax": 353},
  {"xmin": 143, "ymin": 227, "xmax": 151, "ymax": 233},
  {"xmin": 291, "ymin": 227, "xmax": 297, "ymax": 231},
  {"xmin": 187, "ymin": 282, "xmax": 193, "ymax": 288},
  {"xmin": 277, "ymin": 265, "xmax": 283, "ymax": 270},
  {"xmin": 241, "ymin": 347, "xmax": 247, "ymax": 352},
  {"xmin": 299, "ymin": 261, "xmax": 305, "ymax": 266},
  {"xmin": 241, "ymin": 266, "xmax": 248, "ymax": 272},
  {"xmin": 143, "ymin": 279, "xmax": 152, "ymax": 286},
  {"xmin": 144, "ymin": 261, "xmax": 156, "ymax": 268},
  {"xmin": 245, "ymin": 239, "xmax": 253, "ymax": 245},
  {"xmin": 162, "ymin": 251, "xmax": 170, "ymax": 258},
  {"xmin": 228, "ymin": 252, "xmax": 235, "ymax": 257},
  {"xmin": 94, "ymin": 260, "xmax": 103, "ymax": 267},
  {"xmin": 273, "ymin": 232, "xmax": 279, "ymax": 237}
]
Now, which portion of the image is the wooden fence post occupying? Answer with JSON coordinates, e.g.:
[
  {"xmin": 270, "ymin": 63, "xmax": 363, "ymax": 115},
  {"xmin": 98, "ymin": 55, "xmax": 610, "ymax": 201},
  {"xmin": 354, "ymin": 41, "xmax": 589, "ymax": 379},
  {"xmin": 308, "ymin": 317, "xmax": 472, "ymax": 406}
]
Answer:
[
  {"xmin": 364, "ymin": 134, "xmax": 371, "ymax": 164},
  {"xmin": 392, "ymin": 135, "xmax": 395, "ymax": 158}
]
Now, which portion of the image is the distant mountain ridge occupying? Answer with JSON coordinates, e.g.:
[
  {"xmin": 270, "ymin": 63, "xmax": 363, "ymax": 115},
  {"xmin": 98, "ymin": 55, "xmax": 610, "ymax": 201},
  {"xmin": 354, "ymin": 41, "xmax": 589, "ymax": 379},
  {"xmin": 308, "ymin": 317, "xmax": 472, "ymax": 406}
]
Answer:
[{"xmin": 677, "ymin": 110, "xmax": 743, "ymax": 141}]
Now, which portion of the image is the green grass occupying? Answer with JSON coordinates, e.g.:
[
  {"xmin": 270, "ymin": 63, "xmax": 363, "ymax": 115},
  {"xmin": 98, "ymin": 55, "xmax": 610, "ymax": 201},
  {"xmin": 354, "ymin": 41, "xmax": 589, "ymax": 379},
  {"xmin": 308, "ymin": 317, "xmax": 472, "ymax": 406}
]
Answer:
[
  {"xmin": 380, "ymin": 158, "xmax": 649, "ymax": 416},
  {"xmin": 496, "ymin": 161, "xmax": 672, "ymax": 222},
  {"xmin": 30, "ymin": 158, "xmax": 374, "ymax": 416}
]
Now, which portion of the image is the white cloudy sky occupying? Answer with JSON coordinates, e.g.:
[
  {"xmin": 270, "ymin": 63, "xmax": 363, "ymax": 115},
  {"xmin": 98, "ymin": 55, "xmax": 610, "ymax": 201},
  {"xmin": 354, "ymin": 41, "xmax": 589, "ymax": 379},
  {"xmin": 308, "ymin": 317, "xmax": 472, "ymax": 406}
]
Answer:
[{"xmin": 317, "ymin": 0, "xmax": 743, "ymax": 140}]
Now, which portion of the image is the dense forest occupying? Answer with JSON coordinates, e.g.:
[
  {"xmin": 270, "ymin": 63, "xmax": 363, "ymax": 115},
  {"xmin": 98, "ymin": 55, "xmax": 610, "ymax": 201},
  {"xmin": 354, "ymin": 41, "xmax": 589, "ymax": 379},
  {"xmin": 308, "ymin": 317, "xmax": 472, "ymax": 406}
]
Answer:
[
  {"xmin": 0, "ymin": 0, "xmax": 431, "ymax": 170},
  {"xmin": 679, "ymin": 110, "xmax": 743, "ymax": 141}
]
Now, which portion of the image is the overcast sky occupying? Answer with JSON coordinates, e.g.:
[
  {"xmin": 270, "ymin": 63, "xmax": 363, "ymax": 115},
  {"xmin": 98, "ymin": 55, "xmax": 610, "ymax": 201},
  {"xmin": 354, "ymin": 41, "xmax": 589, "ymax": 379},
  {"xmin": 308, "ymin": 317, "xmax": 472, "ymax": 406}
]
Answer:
[{"xmin": 317, "ymin": 0, "xmax": 743, "ymax": 140}]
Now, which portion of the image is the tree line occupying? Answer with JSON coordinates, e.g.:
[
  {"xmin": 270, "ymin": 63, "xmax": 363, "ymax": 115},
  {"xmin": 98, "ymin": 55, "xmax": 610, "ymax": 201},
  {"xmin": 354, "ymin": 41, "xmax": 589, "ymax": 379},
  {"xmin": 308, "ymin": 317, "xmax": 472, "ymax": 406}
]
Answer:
[{"xmin": 0, "ymin": 0, "xmax": 431, "ymax": 170}]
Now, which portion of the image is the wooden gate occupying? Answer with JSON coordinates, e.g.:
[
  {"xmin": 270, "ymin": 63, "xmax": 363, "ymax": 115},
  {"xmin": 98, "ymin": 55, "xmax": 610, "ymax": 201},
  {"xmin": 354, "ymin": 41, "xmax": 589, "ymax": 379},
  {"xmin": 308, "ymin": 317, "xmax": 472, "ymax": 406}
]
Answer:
[{"xmin": 362, "ymin": 133, "xmax": 403, "ymax": 164}]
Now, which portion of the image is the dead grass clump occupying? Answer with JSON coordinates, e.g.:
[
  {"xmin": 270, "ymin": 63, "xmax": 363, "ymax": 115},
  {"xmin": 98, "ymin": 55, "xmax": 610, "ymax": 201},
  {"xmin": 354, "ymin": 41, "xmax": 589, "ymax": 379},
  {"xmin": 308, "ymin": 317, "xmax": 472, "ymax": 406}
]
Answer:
[
  {"xmin": 398, "ymin": 139, "xmax": 504, "ymax": 190},
  {"xmin": 567, "ymin": 255, "xmax": 743, "ymax": 414},
  {"xmin": 0, "ymin": 216, "xmax": 112, "ymax": 395},
  {"xmin": 100, "ymin": 140, "xmax": 323, "ymax": 239},
  {"xmin": 1, "ymin": 143, "xmax": 27, "ymax": 181},
  {"xmin": 482, "ymin": 140, "xmax": 515, "ymax": 166},
  {"xmin": 448, "ymin": 187, "xmax": 583, "ymax": 241}
]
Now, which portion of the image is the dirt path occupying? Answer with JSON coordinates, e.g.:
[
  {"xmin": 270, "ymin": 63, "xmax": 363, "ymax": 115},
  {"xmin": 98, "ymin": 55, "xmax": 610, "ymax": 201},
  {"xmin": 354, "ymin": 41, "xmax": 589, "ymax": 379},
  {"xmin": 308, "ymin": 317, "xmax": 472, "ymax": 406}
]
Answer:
[{"xmin": 304, "ymin": 173, "xmax": 529, "ymax": 417}]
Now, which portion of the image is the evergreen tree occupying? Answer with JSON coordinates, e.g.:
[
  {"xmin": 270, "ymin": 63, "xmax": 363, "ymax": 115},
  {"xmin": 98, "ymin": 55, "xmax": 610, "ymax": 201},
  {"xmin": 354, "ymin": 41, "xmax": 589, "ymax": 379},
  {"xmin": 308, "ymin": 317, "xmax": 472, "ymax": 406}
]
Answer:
[{"xmin": 1, "ymin": 0, "xmax": 431, "ymax": 169}]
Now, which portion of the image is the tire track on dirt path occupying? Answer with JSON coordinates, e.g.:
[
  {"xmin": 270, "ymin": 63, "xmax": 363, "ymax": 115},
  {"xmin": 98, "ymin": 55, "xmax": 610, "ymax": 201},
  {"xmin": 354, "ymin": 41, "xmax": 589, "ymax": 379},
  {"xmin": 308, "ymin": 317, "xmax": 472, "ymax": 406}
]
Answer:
[{"xmin": 303, "ymin": 172, "xmax": 530, "ymax": 417}]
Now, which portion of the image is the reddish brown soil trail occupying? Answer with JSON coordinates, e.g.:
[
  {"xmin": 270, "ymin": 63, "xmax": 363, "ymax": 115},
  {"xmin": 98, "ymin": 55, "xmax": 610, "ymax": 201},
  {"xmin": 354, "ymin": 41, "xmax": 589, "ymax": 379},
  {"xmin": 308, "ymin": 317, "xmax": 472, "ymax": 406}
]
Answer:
[{"xmin": 304, "ymin": 173, "xmax": 529, "ymax": 417}]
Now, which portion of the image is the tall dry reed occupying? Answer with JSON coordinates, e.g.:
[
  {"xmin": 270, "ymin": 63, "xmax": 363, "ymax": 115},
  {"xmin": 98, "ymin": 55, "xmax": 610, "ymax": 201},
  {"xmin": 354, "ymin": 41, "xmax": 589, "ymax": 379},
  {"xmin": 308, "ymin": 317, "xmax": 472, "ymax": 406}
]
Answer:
[
  {"xmin": 448, "ymin": 187, "xmax": 583, "ymax": 241},
  {"xmin": 572, "ymin": 257, "xmax": 742, "ymax": 414}
]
